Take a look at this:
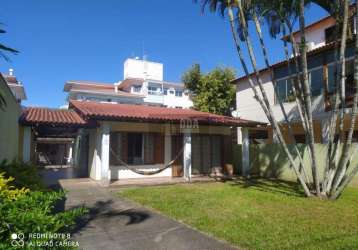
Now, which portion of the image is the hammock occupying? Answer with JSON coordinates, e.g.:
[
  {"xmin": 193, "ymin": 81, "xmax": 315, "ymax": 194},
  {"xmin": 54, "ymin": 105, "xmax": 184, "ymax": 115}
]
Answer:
[{"xmin": 109, "ymin": 145, "xmax": 185, "ymax": 176}]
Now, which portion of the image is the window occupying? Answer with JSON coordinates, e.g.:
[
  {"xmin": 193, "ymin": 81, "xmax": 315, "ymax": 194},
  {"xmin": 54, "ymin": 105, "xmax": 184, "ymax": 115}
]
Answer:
[
  {"xmin": 276, "ymin": 78, "xmax": 294, "ymax": 103},
  {"xmin": 169, "ymin": 90, "xmax": 174, "ymax": 95},
  {"xmin": 110, "ymin": 132, "xmax": 163, "ymax": 165},
  {"xmin": 163, "ymin": 88, "xmax": 168, "ymax": 95},
  {"xmin": 309, "ymin": 68, "xmax": 323, "ymax": 96},
  {"xmin": 325, "ymin": 26, "xmax": 336, "ymax": 44},
  {"xmin": 132, "ymin": 85, "xmax": 141, "ymax": 93},
  {"xmin": 175, "ymin": 90, "xmax": 183, "ymax": 97},
  {"xmin": 148, "ymin": 86, "xmax": 160, "ymax": 95},
  {"xmin": 143, "ymin": 134, "xmax": 154, "ymax": 163},
  {"xmin": 328, "ymin": 64, "xmax": 336, "ymax": 93},
  {"xmin": 328, "ymin": 59, "xmax": 354, "ymax": 95},
  {"xmin": 325, "ymin": 17, "xmax": 355, "ymax": 44},
  {"xmin": 276, "ymin": 67, "xmax": 323, "ymax": 103},
  {"xmin": 127, "ymin": 133, "xmax": 143, "ymax": 164}
]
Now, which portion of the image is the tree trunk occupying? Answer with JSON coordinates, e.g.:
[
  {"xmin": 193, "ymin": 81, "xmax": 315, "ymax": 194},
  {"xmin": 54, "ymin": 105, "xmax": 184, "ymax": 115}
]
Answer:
[
  {"xmin": 325, "ymin": 0, "xmax": 350, "ymax": 194},
  {"xmin": 331, "ymin": 0, "xmax": 355, "ymax": 195},
  {"xmin": 285, "ymin": 19, "xmax": 310, "ymax": 135},
  {"xmin": 298, "ymin": 0, "xmax": 321, "ymax": 196},
  {"xmin": 252, "ymin": 13, "xmax": 310, "ymax": 184},
  {"xmin": 232, "ymin": 1, "xmax": 311, "ymax": 196}
]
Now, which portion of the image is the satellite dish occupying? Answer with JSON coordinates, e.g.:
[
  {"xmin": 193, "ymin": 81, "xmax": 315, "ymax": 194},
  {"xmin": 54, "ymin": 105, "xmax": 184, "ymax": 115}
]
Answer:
[{"xmin": 231, "ymin": 110, "xmax": 240, "ymax": 118}]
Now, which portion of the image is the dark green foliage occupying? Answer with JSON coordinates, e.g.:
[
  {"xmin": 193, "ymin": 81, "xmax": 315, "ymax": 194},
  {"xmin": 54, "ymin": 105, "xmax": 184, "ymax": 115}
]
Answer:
[
  {"xmin": 0, "ymin": 190, "xmax": 87, "ymax": 249},
  {"xmin": 0, "ymin": 162, "xmax": 87, "ymax": 249},
  {"xmin": 182, "ymin": 64, "xmax": 201, "ymax": 94},
  {"xmin": 0, "ymin": 160, "xmax": 45, "ymax": 191},
  {"xmin": 182, "ymin": 65, "xmax": 236, "ymax": 115}
]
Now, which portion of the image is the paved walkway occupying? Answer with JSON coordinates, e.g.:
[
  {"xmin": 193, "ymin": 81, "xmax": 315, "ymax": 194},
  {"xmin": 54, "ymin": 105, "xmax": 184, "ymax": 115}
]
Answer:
[{"xmin": 60, "ymin": 179, "xmax": 238, "ymax": 250}]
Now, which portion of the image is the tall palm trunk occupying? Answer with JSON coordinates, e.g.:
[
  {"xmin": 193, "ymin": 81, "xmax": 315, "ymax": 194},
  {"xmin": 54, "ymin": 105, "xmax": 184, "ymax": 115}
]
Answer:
[
  {"xmin": 323, "ymin": 23, "xmax": 343, "ymax": 193},
  {"xmin": 331, "ymin": 0, "xmax": 355, "ymax": 194},
  {"xmin": 285, "ymin": 19, "xmax": 311, "ymax": 134},
  {"xmin": 226, "ymin": 5, "xmax": 311, "ymax": 196},
  {"xmin": 232, "ymin": 1, "xmax": 311, "ymax": 196},
  {"xmin": 252, "ymin": 13, "xmax": 310, "ymax": 184},
  {"xmin": 298, "ymin": 0, "xmax": 321, "ymax": 195},
  {"xmin": 282, "ymin": 25, "xmax": 311, "ymax": 183},
  {"xmin": 325, "ymin": 0, "xmax": 350, "ymax": 193}
]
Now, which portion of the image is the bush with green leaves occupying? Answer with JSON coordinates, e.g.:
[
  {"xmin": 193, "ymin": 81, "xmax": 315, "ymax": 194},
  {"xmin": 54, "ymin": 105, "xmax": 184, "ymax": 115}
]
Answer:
[
  {"xmin": 0, "ymin": 160, "xmax": 44, "ymax": 190},
  {"xmin": 0, "ymin": 163, "xmax": 87, "ymax": 249}
]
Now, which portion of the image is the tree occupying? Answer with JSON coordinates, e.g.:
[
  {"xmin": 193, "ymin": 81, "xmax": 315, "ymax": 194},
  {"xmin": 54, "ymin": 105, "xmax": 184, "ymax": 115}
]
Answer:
[
  {"xmin": 183, "ymin": 65, "xmax": 236, "ymax": 115},
  {"xmin": 0, "ymin": 23, "xmax": 19, "ymax": 110},
  {"xmin": 198, "ymin": 0, "xmax": 357, "ymax": 199}
]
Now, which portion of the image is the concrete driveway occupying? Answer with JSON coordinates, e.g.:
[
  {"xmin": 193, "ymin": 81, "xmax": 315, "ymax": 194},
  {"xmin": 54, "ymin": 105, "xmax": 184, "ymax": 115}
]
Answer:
[{"xmin": 61, "ymin": 179, "xmax": 238, "ymax": 250}]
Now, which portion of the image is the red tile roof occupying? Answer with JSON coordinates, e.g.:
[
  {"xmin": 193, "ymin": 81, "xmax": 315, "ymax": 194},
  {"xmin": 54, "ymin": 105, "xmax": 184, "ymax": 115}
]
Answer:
[
  {"xmin": 20, "ymin": 107, "xmax": 87, "ymax": 126},
  {"xmin": 70, "ymin": 100, "xmax": 264, "ymax": 126}
]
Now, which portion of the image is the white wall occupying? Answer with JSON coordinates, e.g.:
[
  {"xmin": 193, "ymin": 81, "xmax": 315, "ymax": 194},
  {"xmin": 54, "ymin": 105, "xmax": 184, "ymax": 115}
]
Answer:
[
  {"xmin": 292, "ymin": 18, "xmax": 336, "ymax": 51},
  {"xmin": 0, "ymin": 76, "xmax": 21, "ymax": 162},
  {"xmin": 71, "ymin": 92, "xmax": 144, "ymax": 105},
  {"xmin": 163, "ymin": 91, "xmax": 192, "ymax": 108},
  {"xmin": 124, "ymin": 58, "xmax": 163, "ymax": 81},
  {"xmin": 109, "ymin": 165, "xmax": 172, "ymax": 179},
  {"xmin": 235, "ymin": 71, "xmax": 327, "ymax": 123}
]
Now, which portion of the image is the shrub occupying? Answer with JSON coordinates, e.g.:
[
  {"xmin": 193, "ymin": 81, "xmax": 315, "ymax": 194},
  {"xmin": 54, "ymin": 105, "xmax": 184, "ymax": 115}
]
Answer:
[
  {"xmin": 0, "ymin": 172, "xmax": 29, "ymax": 201},
  {"xmin": 0, "ymin": 165, "xmax": 87, "ymax": 249},
  {"xmin": 0, "ymin": 160, "xmax": 44, "ymax": 190}
]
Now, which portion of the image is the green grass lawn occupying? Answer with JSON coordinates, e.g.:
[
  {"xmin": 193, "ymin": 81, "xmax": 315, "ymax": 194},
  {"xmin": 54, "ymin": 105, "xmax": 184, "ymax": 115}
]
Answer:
[{"xmin": 119, "ymin": 179, "xmax": 358, "ymax": 250}]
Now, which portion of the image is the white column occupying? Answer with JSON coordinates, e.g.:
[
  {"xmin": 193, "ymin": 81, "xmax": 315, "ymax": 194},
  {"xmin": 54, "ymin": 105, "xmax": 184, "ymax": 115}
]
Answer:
[
  {"xmin": 73, "ymin": 129, "xmax": 83, "ymax": 167},
  {"xmin": 67, "ymin": 145, "xmax": 73, "ymax": 164},
  {"xmin": 164, "ymin": 125, "xmax": 172, "ymax": 166},
  {"xmin": 93, "ymin": 129, "xmax": 102, "ymax": 180},
  {"xmin": 100, "ymin": 123, "xmax": 110, "ymax": 185},
  {"xmin": 23, "ymin": 126, "xmax": 31, "ymax": 163},
  {"xmin": 183, "ymin": 131, "xmax": 192, "ymax": 181},
  {"xmin": 241, "ymin": 127, "xmax": 250, "ymax": 177}
]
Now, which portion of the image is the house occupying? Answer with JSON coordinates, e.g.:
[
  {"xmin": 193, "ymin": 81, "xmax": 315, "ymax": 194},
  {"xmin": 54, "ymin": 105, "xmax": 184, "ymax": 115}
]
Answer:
[
  {"xmin": 63, "ymin": 58, "xmax": 193, "ymax": 109},
  {"xmin": 0, "ymin": 71, "xmax": 24, "ymax": 162},
  {"xmin": 2, "ymin": 69, "xmax": 27, "ymax": 104},
  {"xmin": 233, "ymin": 8, "xmax": 357, "ymax": 145},
  {"xmin": 24, "ymin": 58, "xmax": 194, "ymax": 170},
  {"xmin": 15, "ymin": 56, "xmax": 264, "ymax": 183},
  {"xmin": 19, "ymin": 100, "xmax": 263, "ymax": 182}
]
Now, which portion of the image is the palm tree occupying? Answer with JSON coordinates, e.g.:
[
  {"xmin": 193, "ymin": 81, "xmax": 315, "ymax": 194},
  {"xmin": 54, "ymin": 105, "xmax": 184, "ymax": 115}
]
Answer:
[
  {"xmin": 0, "ymin": 24, "xmax": 19, "ymax": 110},
  {"xmin": 198, "ymin": 0, "xmax": 356, "ymax": 199},
  {"xmin": 200, "ymin": 0, "xmax": 312, "ymax": 196}
]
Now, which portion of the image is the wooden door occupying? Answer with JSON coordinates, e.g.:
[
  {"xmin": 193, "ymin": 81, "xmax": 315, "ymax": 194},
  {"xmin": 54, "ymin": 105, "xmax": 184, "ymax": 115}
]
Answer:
[{"xmin": 171, "ymin": 135, "xmax": 183, "ymax": 177}]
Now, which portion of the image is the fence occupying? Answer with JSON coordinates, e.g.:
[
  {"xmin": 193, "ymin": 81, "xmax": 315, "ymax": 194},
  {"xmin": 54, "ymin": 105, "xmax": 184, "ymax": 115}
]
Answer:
[{"xmin": 232, "ymin": 144, "xmax": 358, "ymax": 187}]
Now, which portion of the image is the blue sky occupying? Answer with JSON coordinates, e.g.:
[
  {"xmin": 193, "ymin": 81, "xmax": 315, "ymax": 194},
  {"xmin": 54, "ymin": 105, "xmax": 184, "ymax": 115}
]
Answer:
[{"xmin": 0, "ymin": 0, "xmax": 328, "ymax": 108}]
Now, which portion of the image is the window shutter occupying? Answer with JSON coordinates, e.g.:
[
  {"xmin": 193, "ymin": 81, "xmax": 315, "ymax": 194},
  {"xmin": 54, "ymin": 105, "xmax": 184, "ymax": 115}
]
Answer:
[
  {"xmin": 121, "ymin": 133, "xmax": 128, "ymax": 164},
  {"xmin": 144, "ymin": 134, "xmax": 154, "ymax": 164},
  {"xmin": 154, "ymin": 133, "xmax": 164, "ymax": 164}
]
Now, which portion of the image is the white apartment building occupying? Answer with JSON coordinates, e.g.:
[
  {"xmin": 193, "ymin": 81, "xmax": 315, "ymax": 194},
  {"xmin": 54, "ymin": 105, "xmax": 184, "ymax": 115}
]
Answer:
[{"xmin": 64, "ymin": 58, "xmax": 193, "ymax": 109}]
